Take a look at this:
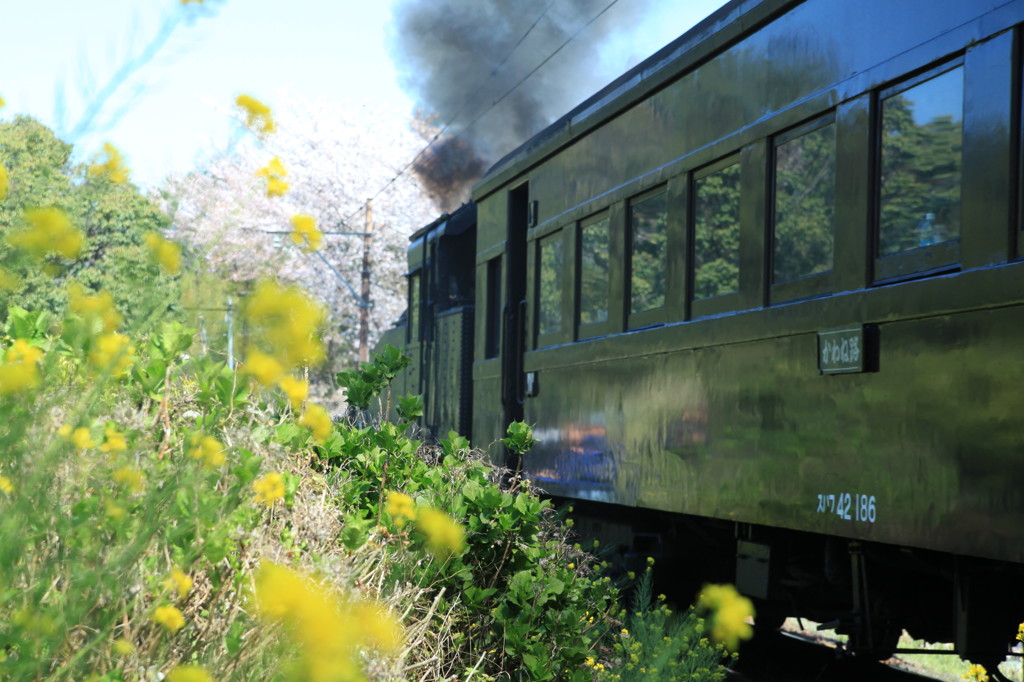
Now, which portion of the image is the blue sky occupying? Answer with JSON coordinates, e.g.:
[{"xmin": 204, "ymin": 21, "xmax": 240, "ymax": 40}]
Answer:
[{"xmin": 0, "ymin": 0, "xmax": 726, "ymax": 186}]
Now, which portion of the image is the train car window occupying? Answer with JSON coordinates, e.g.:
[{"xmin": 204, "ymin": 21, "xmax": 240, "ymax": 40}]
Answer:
[
  {"xmin": 484, "ymin": 257, "xmax": 502, "ymax": 359},
  {"xmin": 629, "ymin": 188, "xmax": 668, "ymax": 314},
  {"xmin": 693, "ymin": 159, "xmax": 741, "ymax": 300},
  {"xmin": 579, "ymin": 212, "xmax": 611, "ymax": 325},
  {"xmin": 408, "ymin": 272, "xmax": 421, "ymax": 343},
  {"xmin": 537, "ymin": 231, "xmax": 563, "ymax": 337},
  {"xmin": 773, "ymin": 119, "xmax": 836, "ymax": 285},
  {"xmin": 877, "ymin": 64, "xmax": 963, "ymax": 272}
]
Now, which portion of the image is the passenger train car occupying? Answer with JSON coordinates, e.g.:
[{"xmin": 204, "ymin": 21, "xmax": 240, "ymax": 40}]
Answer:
[{"xmin": 378, "ymin": 0, "xmax": 1024, "ymax": 667}]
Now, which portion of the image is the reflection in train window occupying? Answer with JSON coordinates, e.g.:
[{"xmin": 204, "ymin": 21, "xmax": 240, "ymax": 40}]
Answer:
[
  {"xmin": 408, "ymin": 272, "xmax": 421, "ymax": 342},
  {"xmin": 879, "ymin": 66, "xmax": 963, "ymax": 257},
  {"xmin": 579, "ymin": 213, "xmax": 610, "ymax": 324},
  {"xmin": 774, "ymin": 121, "xmax": 835, "ymax": 283},
  {"xmin": 630, "ymin": 189, "xmax": 668, "ymax": 313},
  {"xmin": 693, "ymin": 161, "xmax": 741, "ymax": 299},
  {"xmin": 538, "ymin": 232, "xmax": 563, "ymax": 336}
]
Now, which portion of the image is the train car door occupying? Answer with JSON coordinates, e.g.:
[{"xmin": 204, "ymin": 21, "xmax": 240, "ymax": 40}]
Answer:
[{"xmin": 502, "ymin": 183, "xmax": 529, "ymax": 466}]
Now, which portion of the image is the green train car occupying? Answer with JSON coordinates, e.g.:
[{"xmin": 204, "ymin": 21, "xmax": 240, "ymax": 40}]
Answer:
[{"xmin": 380, "ymin": 0, "xmax": 1024, "ymax": 667}]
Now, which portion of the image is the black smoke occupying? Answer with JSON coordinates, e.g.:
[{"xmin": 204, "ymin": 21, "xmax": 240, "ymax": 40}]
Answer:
[{"xmin": 391, "ymin": 0, "xmax": 653, "ymax": 210}]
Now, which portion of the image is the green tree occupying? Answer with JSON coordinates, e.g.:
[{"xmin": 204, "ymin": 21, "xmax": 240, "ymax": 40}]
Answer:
[{"xmin": 0, "ymin": 116, "xmax": 178, "ymax": 321}]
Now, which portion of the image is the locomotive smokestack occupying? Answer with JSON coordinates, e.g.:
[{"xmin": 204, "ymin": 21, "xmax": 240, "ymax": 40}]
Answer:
[{"xmin": 391, "ymin": 0, "xmax": 653, "ymax": 209}]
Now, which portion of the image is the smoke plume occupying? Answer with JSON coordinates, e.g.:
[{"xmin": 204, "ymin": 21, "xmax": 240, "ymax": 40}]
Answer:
[{"xmin": 391, "ymin": 0, "xmax": 653, "ymax": 210}]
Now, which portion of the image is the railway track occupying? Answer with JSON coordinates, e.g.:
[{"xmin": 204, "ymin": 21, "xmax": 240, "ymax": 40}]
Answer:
[{"xmin": 728, "ymin": 628, "xmax": 950, "ymax": 682}]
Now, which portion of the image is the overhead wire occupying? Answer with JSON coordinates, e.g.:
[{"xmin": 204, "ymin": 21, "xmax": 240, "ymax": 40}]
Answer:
[{"xmin": 340, "ymin": 0, "xmax": 623, "ymax": 228}]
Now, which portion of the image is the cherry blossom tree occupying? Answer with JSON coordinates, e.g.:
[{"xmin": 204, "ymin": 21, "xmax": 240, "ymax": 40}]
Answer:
[{"xmin": 162, "ymin": 93, "xmax": 439, "ymax": 377}]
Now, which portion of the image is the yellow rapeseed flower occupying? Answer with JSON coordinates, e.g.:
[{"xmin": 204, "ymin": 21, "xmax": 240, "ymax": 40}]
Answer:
[
  {"xmin": 144, "ymin": 232, "xmax": 182, "ymax": 275},
  {"xmin": 105, "ymin": 499, "xmax": 126, "ymax": 521},
  {"xmin": 235, "ymin": 94, "xmax": 276, "ymax": 135},
  {"xmin": 113, "ymin": 467, "xmax": 144, "ymax": 494},
  {"xmin": 697, "ymin": 583, "xmax": 754, "ymax": 652},
  {"xmin": 386, "ymin": 491, "xmax": 417, "ymax": 527},
  {"xmin": 298, "ymin": 403, "xmax": 332, "ymax": 442},
  {"xmin": 253, "ymin": 561, "xmax": 402, "ymax": 680},
  {"xmin": 278, "ymin": 375, "xmax": 308, "ymax": 408},
  {"xmin": 68, "ymin": 282, "xmax": 122, "ymax": 332},
  {"xmin": 0, "ymin": 96, "xmax": 5, "ymax": 108},
  {"xmin": 89, "ymin": 332, "xmax": 135, "ymax": 376},
  {"xmin": 0, "ymin": 360, "xmax": 39, "ymax": 395},
  {"xmin": 290, "ymin": 214, "xmax": 322, "ymax": 252},
  {"xmin": 188, "ymin": 434, "xmax": 226, "ymax": 468},
  {"xmin": 6, "ymin": 339, "xmax": 43, "ymax": 365},
  {"xmin": 0, "ymin": 476, "xmax": 13, "ymax": 495},
  {"xmin": 167, "ymin": 665, "xmax": 214, "ymax": 682},
  {"xmin": 256, "ymin": 156, "xmax": 289, "ymax": 197},
  {"xmin": 152, "ymin": 605, "xmax": 185, "ymax": 633},
  {"xmin": 416, "ymin": 507, "xmax": 466, "ymax": 559},
  {"xmin": 242, "ymin": 349, "xmax": 285, "ymax": 386},
  {"xmin": 71, "ymin": 427, "xmax": 96, "ymax": 450},
  {"xmin": 101, "ymin": 425, "xmax": 128, "ymax": 453},
  {"xmin": 0, "ymin": 266, "xmax": 20, "ymax": 292},
  {"xmin": 8, "ymin": 208, "xmax": 84, "ymax": 260},
  {"xmin": 163, "ymin": 568, "xmax": 193, "ymax": 600},
  {"xmin": 87, "ymin": 142, "xmax": 130, "ymax": 184},
  {"xmin": 0, "ymin": 164, "xmax": 9, "ymax": 201},
  {"xmin": 243, "ymin": 279, "xmax": 326, "ymax": 369},
  {"xmin": 111, "ymin": 638, "xmax": 134, "ymax": 656},
  {"xmin": 1018, "ymin": 622, "xmax": 1024, "ymax": 643},
  {"xmin": 963, "ymin": 664, "xmax": 989, "ymax": 682},
  {"xmin": 253, "ymin": 472, "xmax": 285, "ymax": 507}
]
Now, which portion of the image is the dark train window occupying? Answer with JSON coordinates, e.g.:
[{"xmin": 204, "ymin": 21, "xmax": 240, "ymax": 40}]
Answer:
[
  {"xmin": 484, "ymin": 257, "xmax": 501, "ymax": 358},
  {"xmin": 537, "ymin": 231, "xmax": 563, "ymax": 336},
  {"xmin": 773, "ymin": 119, "xmax": 836, "ymax": 284},
  {"xmin": 579, "ymin": 212, "xmax": 611, "ymax": 325},
  {"xmin": 408, "ymin": 272, "xmax": 421, "ymax": 343},
  {"xmin": 878, "ymin": 65, "xmax": 963, "ymax": 260},
  {"xmin": 629, "ymin": 188, "xmax": 668, "ymax": 314},
  {"xmin": 693, "ymin": 159, "xmax": 741, "ymax": 300}
]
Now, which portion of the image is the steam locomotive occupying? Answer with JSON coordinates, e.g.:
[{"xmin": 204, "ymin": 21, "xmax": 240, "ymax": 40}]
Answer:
[{"xmin": 378, "ymin": 0, "xmax": 1024, "ymax": 668}]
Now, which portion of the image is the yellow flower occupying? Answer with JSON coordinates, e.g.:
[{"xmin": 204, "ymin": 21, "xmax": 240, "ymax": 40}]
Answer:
[
  {"xmin": 8, "ymin": 208, "xmax": 84, "ymax": 260},
  {"xmin": 235, "ymin": 94, "xmax": 275, "ymax": 135},
  {"xmin": 111, "ymin": 637, "xmax": 134, "ymax": 656},
  {"xmin": 290, "ymin": 214, "xmax": 322, "ymax": 252},
  {"xmin": 0, "ymin": 341, "xmax": 44, "ymax": 393},
  {"xmin": 144, "ymin": 232, "xmax": 182, "ymax": 275},
  {"xmin": 7, "ymin": 339, "xmax": 43, "ymax": 365},
  {"xmin": 243, "ymin": 279, "xmax": 325, "ymax": 369},
  {"xmin": 697, "ymin": 583, "xmax": 755, "ymax": 652},
  {"xmin": 151, "ymin": 605, "xmax": 185, "ymax": 633},
  {"xmin": 964, "ymin": 664, "xmax": 989, "ymax": 682},
  {"xmin": 253, "ymin": 561, "xmax": 402, "ymax": 679},
  {"xmin": 0, "ymin": 266, "xmax": 20, "ymax": 292},
  {"xmin": 68, "ymin": 282, "xmax": 122, "ymax": 332},
  {"xmin": 242, "ymin": 349, "xmax": 285, "ymax": 386},
  {"xmin": 386, "ymin": 491, "xmax": 417, "ymax": 527},
  {"xmin": 0, "ymin": 164, "xmax": 8, "ymax": 201},
  {"xmin": 0, "ymin": 96, "xmax": 5, "ymax": 108},
  {"xmin": 0, "ymin": 476, "xmax": 13, "ymax": 495},
  {"xmin": 256, "ymin": 156, "xmax": 289, "ymax": 197},
  {"xmin": 188, "ymin": 434, "xmax": 225, "ymax": 468},
  {"xmin": 101, "ymin": 425, "xmax": 128, "ymax": 453},
  {"xmin": 298, "ymin": 403, "xmax": 332, "ymax": 442},
  {"xmin": 163, "ymin": 568, "xmax": 193, "ymax": 600},
  {"xmin": 278, "ymin": 375, "xmax": 308, "ymax": 408},
  {"xmin": 105, "ymin": 499, "xmax": 126, "ymax": 521},
  {"xmin": 89, "ymin": 332, "xmax": 135, "ymax": 376},
  {"xmin": 1018, "ymin": 622, "xmax": 1024, "ymax": 643},
  {"xmin": 71, "ymin": 427, "xmax": 96, "ymax": 450},
  {"xmin": 113, "ymin": 467, "xmax": 144, "ymax": 494},
  {"xmin": 253, "ymin": 472, "xmax": 285, "ymax": 507},
  {"xmin": 167, "ymin": 665, "xmax": 214, "ymax": 682},
  {"xmin": 87, "ymin": 142, "xmax": 130, "ymax": 184},
  {"xmin": 416, "ymin": 507, "xmax": 466, "ymax": 559}
]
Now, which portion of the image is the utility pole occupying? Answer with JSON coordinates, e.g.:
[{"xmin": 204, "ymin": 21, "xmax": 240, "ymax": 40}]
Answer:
[{"xmin": 359, "ymin": 199, "xmax": 373, "ymax": 363}]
